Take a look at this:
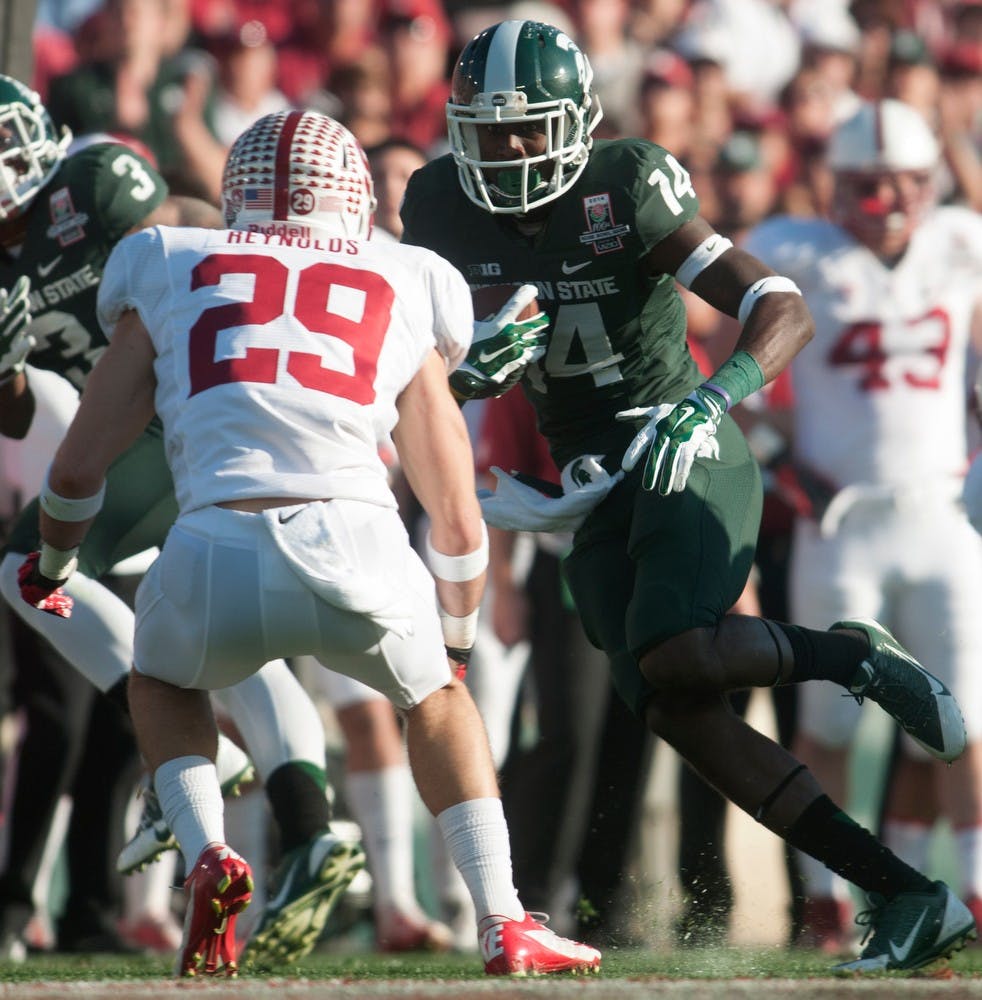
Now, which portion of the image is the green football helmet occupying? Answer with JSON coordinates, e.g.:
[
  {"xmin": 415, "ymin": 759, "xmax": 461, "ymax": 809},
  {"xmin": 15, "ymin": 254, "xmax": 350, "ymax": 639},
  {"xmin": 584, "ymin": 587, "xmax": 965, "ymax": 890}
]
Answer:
[
  {"xmin": 447, "ymin": 20, "xmax": 602, "ymax": 215},
  {"xmin": 0, "ymin": 75, "xmax": 71, "ymax": 223}
]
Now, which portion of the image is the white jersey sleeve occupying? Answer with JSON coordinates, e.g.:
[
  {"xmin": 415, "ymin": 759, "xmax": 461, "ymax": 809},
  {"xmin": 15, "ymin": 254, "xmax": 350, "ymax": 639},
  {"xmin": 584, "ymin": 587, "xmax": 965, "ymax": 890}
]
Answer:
[
  {"xmin": 98, "ymin": 227, "xmax": 169, "ymax": 336},
  {"xmin": 98, "ymin": 226, "xmax": 473, "ymax": 514}
]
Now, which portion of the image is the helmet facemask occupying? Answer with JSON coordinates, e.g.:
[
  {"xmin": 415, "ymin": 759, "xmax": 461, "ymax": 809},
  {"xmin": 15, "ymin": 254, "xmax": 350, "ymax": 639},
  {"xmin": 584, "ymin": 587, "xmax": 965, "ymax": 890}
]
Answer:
[
  {"xmin": 447, "ymin": 20, "xmax": 603, "ymax": 215},
  {"xmin": 832, "ymin": 168, "xmax": 935, "ymax": 256},
  {"xmin": 827, "ymin": 98, "xmax": 939, "ymax": 258},
  {"xmin": 0, "ymin": 76, "xmax": 71, "ymax": 224}
]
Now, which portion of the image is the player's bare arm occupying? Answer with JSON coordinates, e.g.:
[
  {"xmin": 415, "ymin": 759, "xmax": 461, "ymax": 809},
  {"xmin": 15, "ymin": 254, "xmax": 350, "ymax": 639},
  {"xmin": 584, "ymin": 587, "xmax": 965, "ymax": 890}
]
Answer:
[
  {"xmin": 645, "ymin": 216, "xmax": 815, "ymax": 382},
  {"xmin": 41, "ymin": 309, "xmax": 157, "ymax": 552},
  {"xmin": 392, "ymin": 348, "xmax": 486, "ymax": 619}
]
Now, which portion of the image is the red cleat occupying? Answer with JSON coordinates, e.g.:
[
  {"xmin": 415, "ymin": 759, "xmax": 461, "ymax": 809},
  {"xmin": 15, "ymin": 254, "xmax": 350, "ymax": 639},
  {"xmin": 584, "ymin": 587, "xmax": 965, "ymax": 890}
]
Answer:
[
  {"xmin": 177, "ymin": 844, "xmax": 253, "ymax": 977},
  {"xmin": 479, "ymin": 912, "xmax": 601, "ymax": 976},
  {"xmin": 964, "ymin": 895, "xmax": 982, "ymax": 945}
]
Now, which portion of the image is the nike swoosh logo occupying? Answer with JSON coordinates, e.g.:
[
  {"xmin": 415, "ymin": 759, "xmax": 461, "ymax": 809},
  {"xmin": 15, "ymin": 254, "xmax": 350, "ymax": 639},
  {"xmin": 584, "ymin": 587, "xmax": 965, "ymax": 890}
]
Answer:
[
  {"xmin": 477, "ymin": 344, "xmax": 515, "ymax": 364},
  {"xmin": 278, "ymin": 508, "xmax": 303, "ymax": 524},
  {"xmin": 561, "ymin": 260, "xmax": 591, "ymax": 275},
  {"xmin": 37, "ymin": 256, "xmax": 62, "ymax": 278},
  {"xmin": 888, "ymin": 909, "xmax": 928, "ymax": 962}
]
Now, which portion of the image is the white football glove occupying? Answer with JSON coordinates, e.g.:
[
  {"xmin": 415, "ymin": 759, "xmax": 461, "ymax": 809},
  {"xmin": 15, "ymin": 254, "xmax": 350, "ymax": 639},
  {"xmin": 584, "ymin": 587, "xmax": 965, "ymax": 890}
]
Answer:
[
  {"xmin": 617, "ymin": 385, "xmax": 725, "ymax": 495},
  {"xmin": 450, "ymin": 284, "xmax": 549, "ymax": 400},
  {"xmin": 478, "ymin": 455, "xmax": 623, "ymax": 533},
  {"xmin": 0, "ymin": 276, "xmax": 34, "ymax": 382}
]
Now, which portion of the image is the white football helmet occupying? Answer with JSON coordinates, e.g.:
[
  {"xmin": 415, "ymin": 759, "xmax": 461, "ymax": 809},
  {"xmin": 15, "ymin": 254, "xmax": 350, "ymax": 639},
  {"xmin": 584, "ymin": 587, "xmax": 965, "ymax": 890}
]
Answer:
[
  {"xmin": 0, "ymin": 74, "xmax": 72, "ymax": 224},
  {"xmin": 827, "ymin": 98, "xmax": 939, "ymax": 173},
  {"xmin": 828, "ymin": 99, "xmax": 939, "ymax": 255},
  {"xmin": 221, "ymin": 110, "xmax": 376, "ymax": 239}
]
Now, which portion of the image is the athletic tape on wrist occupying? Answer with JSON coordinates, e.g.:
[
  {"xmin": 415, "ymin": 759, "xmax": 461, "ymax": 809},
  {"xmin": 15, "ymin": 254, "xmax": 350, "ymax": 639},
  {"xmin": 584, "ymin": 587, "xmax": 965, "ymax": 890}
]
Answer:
[
  {"xmin": 439, "ymin": 606, "xmax": 479, "ymax": 651},
  {"xmin": 425, "ymin": 522, "xmax": 489, "ymax": 582},
  {"xmin": 38, "ymin": 542, "xmax": 79, "ymax": 582},
  {"xmin": 39, "ymin": 470, "xmax": 106, "ymax": 523},
  {"xmin": 737, "ymin": 275, "xmax": 801, "ymax": 326},
  {"xmin": 703, "ymin": 350, "xmax": 766, "ymax": 411},
  {"xmin": 675, "ymin": 234, "xmax": 734, "ymax": 289}
]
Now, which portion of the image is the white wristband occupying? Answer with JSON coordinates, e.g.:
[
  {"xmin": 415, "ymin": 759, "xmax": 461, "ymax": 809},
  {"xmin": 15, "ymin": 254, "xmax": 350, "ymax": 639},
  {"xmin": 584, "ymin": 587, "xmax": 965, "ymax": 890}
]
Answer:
[
  {"xmin": 38, "ymin": 542, "xmax": 79, "ymax": 581},
  {"xmin": 39, "ymin": 470, "xmax": 106, "ymax": 523},
  {"xmin": 737, "ymin": 276, "xmax": 802, "ymax": 325},
  {"xmin": 425, "ymin": 522, "xmax": 489, "ymax": 582},
  {"xmin": 675, "ymin": 234, "xmax": 734, "ymax": 289},
  {"xmin": 438, "ymin": 607, "xmax": 479, "ymax": 650}
]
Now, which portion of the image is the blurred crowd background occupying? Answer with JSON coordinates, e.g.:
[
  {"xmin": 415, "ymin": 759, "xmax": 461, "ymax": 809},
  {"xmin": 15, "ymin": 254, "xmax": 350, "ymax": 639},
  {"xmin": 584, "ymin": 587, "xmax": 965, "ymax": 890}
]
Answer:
[{"xmin": 26, "ymin": 0, "xmax": 982, "ymax": 228}]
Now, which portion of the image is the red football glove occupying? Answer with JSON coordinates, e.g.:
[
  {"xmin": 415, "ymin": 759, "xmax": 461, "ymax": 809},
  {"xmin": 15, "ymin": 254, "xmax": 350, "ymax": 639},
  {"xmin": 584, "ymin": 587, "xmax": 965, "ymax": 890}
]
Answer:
[{"xmin": 17, "ymin": 552, "xmax": 74, "ymax": 618}]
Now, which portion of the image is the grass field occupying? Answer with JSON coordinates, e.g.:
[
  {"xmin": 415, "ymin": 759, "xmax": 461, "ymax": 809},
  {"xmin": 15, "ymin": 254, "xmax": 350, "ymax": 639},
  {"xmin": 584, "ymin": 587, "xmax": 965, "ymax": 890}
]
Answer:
[{"xmin": 4, "ymin": 946, "xmax": 982, "ymax": 998}]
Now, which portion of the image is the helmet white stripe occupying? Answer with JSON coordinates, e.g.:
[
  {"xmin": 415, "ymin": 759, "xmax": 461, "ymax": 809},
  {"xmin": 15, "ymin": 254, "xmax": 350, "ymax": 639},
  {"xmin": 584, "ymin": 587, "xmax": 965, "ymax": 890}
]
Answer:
[{"xmin": 483, "ymin": 20, "xmax": 523, "ymax": 93}]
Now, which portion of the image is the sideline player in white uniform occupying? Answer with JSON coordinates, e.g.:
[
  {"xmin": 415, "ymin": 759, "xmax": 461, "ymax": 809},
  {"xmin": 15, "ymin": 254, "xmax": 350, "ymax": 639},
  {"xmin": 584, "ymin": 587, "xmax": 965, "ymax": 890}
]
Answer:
[
  {"xmin": 16, "ymin": 110, "xmax": 600, "ymax": 978},
  {"xmin": 744, "ymin": 98, "xmax": 982, "ymax": 948}
]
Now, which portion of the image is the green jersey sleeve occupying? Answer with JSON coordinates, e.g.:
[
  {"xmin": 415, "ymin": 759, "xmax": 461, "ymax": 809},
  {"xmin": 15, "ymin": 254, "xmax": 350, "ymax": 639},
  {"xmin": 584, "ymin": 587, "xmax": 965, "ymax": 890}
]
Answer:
[
  {"xmin": 629, "ymin": 141, "xmax": 700, "ymax": 256},
  {"xmin": 83, "ymin": 143, "xmax": 169, "ymax": 243}
]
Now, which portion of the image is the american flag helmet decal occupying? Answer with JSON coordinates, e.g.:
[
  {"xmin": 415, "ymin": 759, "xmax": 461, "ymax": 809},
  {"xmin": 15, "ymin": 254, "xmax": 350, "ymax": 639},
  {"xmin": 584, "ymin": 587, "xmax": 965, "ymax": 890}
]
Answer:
[{"xmin": 221, "ymin": 110, "xmax": 377, "ymax": 239}]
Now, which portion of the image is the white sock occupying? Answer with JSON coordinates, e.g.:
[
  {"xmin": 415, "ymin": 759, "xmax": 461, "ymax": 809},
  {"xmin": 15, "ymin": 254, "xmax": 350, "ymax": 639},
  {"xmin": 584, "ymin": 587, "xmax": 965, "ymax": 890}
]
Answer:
[
  {"xmin": 435, "ymin": 797, "xmax": 524, "ymax": 923},
  {"xmin": 955, "ymin": 825, "xmax": 982, "ymax": 899},
  {"xmin": 154, "ymin": 756, "xmax": 225, "ymax": 867},
  {"xmin": 347, "ymin": 764, "xmax": 419, "ymax": 915},
  {"xmin": 882, "ymin": 818, "xmax": 932, "ymax": 873}
]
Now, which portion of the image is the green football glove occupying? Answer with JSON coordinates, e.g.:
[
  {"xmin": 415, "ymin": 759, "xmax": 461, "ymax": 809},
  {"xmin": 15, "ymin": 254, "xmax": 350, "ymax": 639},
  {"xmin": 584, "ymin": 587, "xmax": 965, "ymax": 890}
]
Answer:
[
  {"xmin": 617, "ymin": 385, "xmax": 726, "ymax": 495},
  {"xmin": 450, "ymin": 284, "xmax": 548, "ymax": 400},
  {"xmin": 0, "ymin": 276, "xmax": 34, "ymax": 383}
]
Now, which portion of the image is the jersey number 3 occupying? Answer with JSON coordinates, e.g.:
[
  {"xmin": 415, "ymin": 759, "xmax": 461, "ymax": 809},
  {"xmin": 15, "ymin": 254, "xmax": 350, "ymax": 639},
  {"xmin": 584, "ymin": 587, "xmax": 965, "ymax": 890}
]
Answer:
[{"xmin": 188, "ymin": 254, "xmax": 393, "ymax": 403}]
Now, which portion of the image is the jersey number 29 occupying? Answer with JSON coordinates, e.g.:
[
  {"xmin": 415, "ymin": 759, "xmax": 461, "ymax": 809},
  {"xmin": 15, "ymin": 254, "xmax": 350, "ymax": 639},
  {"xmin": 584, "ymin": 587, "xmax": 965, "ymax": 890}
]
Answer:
[{"xmin": 188, "ymin": 254, "xmax": 393, "ymax": 404}]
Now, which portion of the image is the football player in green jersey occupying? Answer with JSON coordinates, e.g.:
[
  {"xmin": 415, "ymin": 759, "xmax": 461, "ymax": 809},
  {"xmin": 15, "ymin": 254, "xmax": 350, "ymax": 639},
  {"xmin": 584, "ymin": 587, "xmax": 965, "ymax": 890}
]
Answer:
[
  {"xmin": 400, "ymin": 20, "xmax": 977, "ymax": 971},
  {"xmin": 0, "ymin": 75, "xmax": 362, "ymax": 963}
]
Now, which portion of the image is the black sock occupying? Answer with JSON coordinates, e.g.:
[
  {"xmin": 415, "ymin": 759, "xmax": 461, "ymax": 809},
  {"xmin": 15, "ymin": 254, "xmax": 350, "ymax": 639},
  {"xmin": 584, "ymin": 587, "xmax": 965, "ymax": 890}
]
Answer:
[
  {"xmin": 786, "ymin": 795, "xmax": 933, "ymax": 899},
  {"xmin": 264, "ymin": 761, "xmax": 331, "ymax": 853},
  {"xmin": 773, "ymin": 622, "xmax": 866, "ymax": 688}
]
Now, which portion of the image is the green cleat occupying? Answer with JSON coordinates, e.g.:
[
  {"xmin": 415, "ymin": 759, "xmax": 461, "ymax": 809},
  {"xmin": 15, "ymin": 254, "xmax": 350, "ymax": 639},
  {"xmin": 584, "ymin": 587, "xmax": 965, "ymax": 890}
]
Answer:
[
  {"xmin": 833, "ymin": 618, "xmax": 967, "ymax": 762},
  {"xmin": 240, "ymin": 829, "xmax": 366, "ymax": 969},
  {"xmin": 834, "ymin": 881, "xmax": 976, "ymax": 973}
]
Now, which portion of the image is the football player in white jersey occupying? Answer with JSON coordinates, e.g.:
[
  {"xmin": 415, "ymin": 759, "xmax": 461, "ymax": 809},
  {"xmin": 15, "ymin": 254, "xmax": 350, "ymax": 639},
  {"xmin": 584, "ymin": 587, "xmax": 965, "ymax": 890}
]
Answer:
[
  {"xmin": 0, "ymin": 77, "xmax": 360, "ymax": 964},
  {"xmin": 744, "ymin": 98, "xmax": 982, "ymax": 950},
  {"xmin": 16, "ymin": 110, "xmax": 599, "ymax": 978}
]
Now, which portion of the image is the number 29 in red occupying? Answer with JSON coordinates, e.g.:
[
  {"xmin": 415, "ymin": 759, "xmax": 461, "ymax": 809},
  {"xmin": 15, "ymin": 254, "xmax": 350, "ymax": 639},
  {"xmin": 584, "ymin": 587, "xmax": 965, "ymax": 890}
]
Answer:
[{"xmin": 188, "ymin": 254, "xmax": 393, "ymax": 404}]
